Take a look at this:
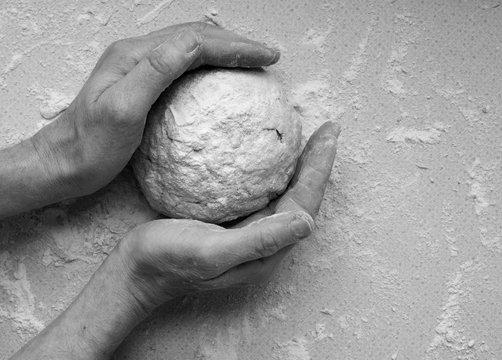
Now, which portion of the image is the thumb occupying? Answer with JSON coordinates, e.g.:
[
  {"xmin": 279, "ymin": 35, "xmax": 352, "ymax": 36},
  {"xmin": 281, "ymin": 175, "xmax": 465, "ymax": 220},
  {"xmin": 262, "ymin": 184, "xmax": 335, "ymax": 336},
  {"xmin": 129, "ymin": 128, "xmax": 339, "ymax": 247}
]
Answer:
[{"xmin": 207, "ymin": 211, "xmax": 314, "ymax": 271}]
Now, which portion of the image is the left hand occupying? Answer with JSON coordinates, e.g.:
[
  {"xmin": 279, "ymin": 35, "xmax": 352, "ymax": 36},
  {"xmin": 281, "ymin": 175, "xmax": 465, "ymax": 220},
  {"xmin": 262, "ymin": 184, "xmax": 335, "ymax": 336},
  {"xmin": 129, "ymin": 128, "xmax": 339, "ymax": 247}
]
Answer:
[
  {"xmin": 30, "ymin": 22, "xmax": 280, "ymax": 200},
  {"xmin": 117, "ymin": 122, "xmax": 341, "ymax": 312}
]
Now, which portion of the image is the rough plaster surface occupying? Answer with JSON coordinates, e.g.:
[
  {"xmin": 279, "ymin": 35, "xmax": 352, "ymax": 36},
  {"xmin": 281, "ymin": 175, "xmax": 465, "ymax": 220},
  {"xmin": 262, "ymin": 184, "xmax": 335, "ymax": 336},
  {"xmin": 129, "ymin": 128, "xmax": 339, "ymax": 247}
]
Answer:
[
  {"xmin": 0, "ymin": 0, "xmax": 501, "ymax": 359},
  {"xmin": 132, "ymin": 69, "xmax": 302, "ymax": 223}
]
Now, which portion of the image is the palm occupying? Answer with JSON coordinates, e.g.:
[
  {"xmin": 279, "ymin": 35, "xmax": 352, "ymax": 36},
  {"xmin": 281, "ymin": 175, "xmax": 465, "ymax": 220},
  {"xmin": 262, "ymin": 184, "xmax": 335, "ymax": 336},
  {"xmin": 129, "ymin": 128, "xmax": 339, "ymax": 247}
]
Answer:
[
  {"xmin": 235, "ymin": 121, "xmax": 340, "ymax": 228},
  {"xmin": 122, "ymin": 121, "xmax": 340, "ymax": 309}
]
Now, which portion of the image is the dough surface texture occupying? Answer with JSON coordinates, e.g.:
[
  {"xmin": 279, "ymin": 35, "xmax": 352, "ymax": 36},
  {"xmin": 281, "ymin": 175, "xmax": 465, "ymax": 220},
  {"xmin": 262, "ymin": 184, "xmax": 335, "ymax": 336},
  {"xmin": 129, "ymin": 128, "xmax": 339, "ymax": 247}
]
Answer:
[{"xmin": 132, "ymin": 68, "xmax": 302, "ymax": 223}]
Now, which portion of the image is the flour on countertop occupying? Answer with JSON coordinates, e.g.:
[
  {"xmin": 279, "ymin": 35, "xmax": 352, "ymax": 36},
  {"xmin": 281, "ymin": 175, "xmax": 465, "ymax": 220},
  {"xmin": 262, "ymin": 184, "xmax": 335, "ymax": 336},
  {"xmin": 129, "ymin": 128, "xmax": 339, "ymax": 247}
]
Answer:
[
  {"xmin": 38, "ymin": 89, "xmax": 74, "ymax": 120},
  {"xmin": 0, "ymin": 257, "xmax": 44, "ymax": 337},
  {"xmin": 273, "ymin": 337, "xmax": 311, "ymax": 360},
  {"xmin": 1, "ymin": 0, "xmax": 501, "ymax": 358},
  {"xmin": 386, "ymin": 125, "xmax": 445, "ymax": 144}
]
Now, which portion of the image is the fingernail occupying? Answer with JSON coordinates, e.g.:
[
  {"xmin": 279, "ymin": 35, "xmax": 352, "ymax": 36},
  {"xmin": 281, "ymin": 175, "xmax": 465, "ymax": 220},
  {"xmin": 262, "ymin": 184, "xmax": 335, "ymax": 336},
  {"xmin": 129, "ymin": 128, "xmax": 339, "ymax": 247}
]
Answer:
[
  {"xmin": 268, "ymin": 48, "xmax": 281, "ymax": 65},
  {"xmin": 290, "ymin": 214, "xmax": 314, "ymax": 238}
]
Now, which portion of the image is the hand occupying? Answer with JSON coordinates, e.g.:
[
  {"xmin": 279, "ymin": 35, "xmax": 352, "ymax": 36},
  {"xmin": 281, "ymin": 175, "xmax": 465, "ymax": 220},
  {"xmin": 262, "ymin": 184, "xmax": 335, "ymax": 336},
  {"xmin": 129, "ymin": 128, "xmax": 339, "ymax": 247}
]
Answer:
[
  {"xmin": 8, "ymin": 123, "xmax": 339, "ymax": 360},
  {"xmin": 117, "ymin": 122, "xmax": 340, "ymax": 312},
  {"xmin": 31, "ymin": 22, "xmax": 280, "ymax": 200}
]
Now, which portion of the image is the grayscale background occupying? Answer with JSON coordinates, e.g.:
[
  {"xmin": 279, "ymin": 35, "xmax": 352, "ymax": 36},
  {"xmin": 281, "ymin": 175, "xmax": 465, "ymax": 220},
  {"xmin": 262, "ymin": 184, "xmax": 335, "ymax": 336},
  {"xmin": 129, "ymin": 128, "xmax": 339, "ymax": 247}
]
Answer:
[{"xmin": 1, "ymin": 0, "xmax": 501, "ymax": 358}]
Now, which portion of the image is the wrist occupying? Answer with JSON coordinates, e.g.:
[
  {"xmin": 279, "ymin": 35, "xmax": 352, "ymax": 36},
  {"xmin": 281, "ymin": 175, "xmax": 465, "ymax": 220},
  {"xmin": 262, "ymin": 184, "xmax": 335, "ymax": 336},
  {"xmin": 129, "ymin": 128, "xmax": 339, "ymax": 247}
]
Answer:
[
  {"xmin": 57, "ymin": 248, "xmax": 150, "ymax": 358},
  {"xmin": 12, "ymin": 247, "xmax": 149, "ymax": 360},
  {"xmin": 0, "ymin": 116, "xmax": 81, "ymax": 218},
  {"xmin": 30, "ymin": 109, "xmax": 86, "ymax": 200},
  {"xmin": 115, "ymin": 231, "xmax": 172, "ymax": 313}
]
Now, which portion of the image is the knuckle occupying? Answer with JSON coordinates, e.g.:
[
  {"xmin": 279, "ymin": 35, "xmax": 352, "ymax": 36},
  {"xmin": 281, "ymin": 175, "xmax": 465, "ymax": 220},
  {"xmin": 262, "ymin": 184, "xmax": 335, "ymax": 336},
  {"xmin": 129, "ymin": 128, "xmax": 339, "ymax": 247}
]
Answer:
[
  {"xmin": 108, "ymin": 39, "xmax": 131, "ymax": 53},
  {"xmin": 107, "ymin": 40, "xmax": 122, "ymax": 53},
  {"xmin": 256, "ymin": 228, "xmax": 281, "ymax": 258},
  {"xmin": 146, "ymin": 48, "xmax": 176, "ymax": 77}
]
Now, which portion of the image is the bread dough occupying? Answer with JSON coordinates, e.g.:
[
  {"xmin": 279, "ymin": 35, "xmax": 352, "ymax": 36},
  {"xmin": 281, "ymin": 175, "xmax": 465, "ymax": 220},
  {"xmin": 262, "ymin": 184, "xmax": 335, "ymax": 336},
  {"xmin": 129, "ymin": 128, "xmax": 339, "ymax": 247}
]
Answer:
[{"xmin": 132, "ymin": 68, "xmax": 302, "ymax": 223}]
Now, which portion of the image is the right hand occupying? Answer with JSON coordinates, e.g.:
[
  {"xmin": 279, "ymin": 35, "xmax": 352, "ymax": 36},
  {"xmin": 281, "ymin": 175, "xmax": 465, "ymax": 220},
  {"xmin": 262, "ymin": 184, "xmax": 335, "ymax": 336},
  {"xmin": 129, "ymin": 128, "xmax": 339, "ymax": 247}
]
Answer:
[
  {"xmin": 31, "ymin": 22, "xmax": 280, "ymax": 203},
  {"xmin": 116, "ymin": 122, "xmax": 340, "ymax": 312},
  {"xmin": 118, "ymin": 211, "xmax": 314, "ymax": 311}
]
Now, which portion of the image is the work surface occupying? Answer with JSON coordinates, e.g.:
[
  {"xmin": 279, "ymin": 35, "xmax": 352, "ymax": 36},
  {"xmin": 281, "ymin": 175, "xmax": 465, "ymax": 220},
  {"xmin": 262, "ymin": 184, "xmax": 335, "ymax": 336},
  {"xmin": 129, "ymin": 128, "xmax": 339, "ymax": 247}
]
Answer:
[{"xmin": 1, "ymin": 0, "xmax": 501, "ymax": 359}]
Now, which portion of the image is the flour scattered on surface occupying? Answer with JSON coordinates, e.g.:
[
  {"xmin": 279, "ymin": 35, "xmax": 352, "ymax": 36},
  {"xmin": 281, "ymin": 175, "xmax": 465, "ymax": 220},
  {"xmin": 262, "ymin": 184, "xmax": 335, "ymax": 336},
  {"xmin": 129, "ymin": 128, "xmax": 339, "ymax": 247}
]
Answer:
[
  {"xmin": 195, "ymin": 331, "xmax": 239, "ymax": 360},
  {"xmin": 426, "ymin": 261, "xmax": 483, "ymax": 358},
  {"xmin": 290, "ymin": 79, "xmax": 344, "ymax": 137},
  {"xmin": 195, "ymin": 322, "xmax": 248, "ymax": 360},
  {"xmin": 385, "ymin": 78, "xmax": 406, "ymax": 96},
  {"xmin": 342, "ymin": 19, "xmax": 374, "ymax": 83},
  {"xmin": 320, "ymin": 308, "xmax": 335, "ymax": 315},
  {"xmin": 38, "ymin": 89, "xmax": 74, "ymax": 120},
  {"xmin": 301, "ymin": 27, "xmax": 332, "ymax": 53},
  {"xmin": 264, "ymin": 304, "xmax": 288, "ymax": 321},
  {"xmin": 442, "ymin": 205, "xmax": 459, "ymax": 257},
  {"xmin": 3, "ymin": 53, "xmax": 24, "ymax": 74},
  {"xmin": 386, "ymin": 124, "xmax": 445, "ymax": 144},
  {"xmin": 136, "ymin": 0, "xmax": 177, "ymax": 25},
  {"xmin": 479, "ymin": 0, "xmax": 501, "ymax": 9},
  {"xmin": 273, "ymin": 337, "xmax": 311, "ymax": 360},
  {"xmin": 1, "ymin": 1, "xmax": 502, "ymax": 358},
  {"xmin": 428, "ymin": 272, "xmax": 463, "ymax": 351},
  {"xmin": 0, "ymin": 53, "xmax": 24, "ymax": 89},
  {"xmin": 0, "ymin": 255, "xmax": 44, "ymax": 337},
  {"xmin": 290, "ymin": 80, "xmax": 333, "ymax": 120},
  {"xmin": 345, "ymin": 139, "xmax": 372, "ymax": 165},
  {"xmin": 430, "ymin": 73, "xmax": 482, "ymax": 126},
  {"xmin": 338, "ymin": 314, "xmax": 351, "ymax": 330},
  {"xmin": 467, "ymin": 158, "xmax": 491, "ymax": 216},
  {"xmin": 203, "ymin": 8, "xmax": 226, "ymax": 27},
  {"xmin": 381, "ymin": 13, "xmax": 420, "ymax": 97},
  {"xmin": 458, "ymin": 106, "xmax": 480, "ymax": 124},
  {"xmin": 311, "ymin": 323, "xmax": 333, "ymax": 341},
  {"xmin": 479, "ymin": 229, "xmax": 502, "ymax": 253},
  {"xmin": 41, "ymin": 248, "xmax": 59, "ymax": 267},
  {"xmin": 0, "ymin": 128, "xmax": 26, "ymax": 147}
]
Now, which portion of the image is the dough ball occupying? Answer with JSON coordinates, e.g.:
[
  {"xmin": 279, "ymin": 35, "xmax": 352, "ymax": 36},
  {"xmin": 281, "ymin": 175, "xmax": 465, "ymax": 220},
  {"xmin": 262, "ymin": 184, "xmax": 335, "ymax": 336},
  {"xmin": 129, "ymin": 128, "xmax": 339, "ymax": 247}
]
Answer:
[{"xmin": 132, "ymin": 68, "xmax": 302, "ymax": 223}]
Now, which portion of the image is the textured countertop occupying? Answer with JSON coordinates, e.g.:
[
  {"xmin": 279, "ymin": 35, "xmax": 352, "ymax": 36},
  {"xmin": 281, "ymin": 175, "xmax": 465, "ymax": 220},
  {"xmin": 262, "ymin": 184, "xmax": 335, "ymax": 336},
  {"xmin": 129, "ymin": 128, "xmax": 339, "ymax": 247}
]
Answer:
[{"xmin": 1, "ymin": 0, "xmax": 501, "ymax": 358}]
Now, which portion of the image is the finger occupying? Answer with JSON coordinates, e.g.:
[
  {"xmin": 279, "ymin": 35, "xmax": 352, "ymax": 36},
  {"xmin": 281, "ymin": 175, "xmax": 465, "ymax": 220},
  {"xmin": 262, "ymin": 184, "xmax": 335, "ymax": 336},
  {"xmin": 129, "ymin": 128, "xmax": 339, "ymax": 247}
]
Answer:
[
  {"xmin": 273, "ymin": 121, "xmax": 341, "ymax": 218},
  {"xmin": 203, "ymin": 245, "xmax": 293, "ymax": 289},
  {"xmin": 100, "ymin": 29, "xmax": 201, "ymax": 118},
  {"xmin": 92, "ymin": 22, "xmax": 278, "ymax": 78},
  {"xmin": 206, "ymin": 211, "xmax": 313, "ymax": 271},
  {"xmin": 188, "ymin": 22, "xmax": 279, "ymax": 68},
  {"xmin": 134, "ymin": 22, "xmax": 279, "ymax": 68},
  {"xmin": 89, "ymin": 26, "xmax": 181, "ymax": 77},
  {"xmin": 99, "ymin": 23, "xmax": 281, "ymax": 115},
  {"xmin": 141, "ymin": 22, "xmax": 280, "ymax": 68}
]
